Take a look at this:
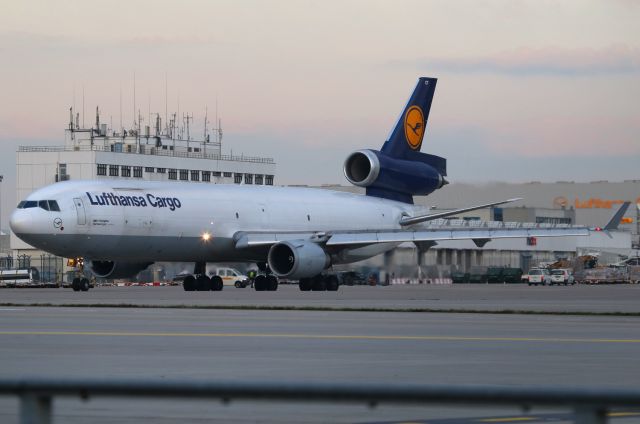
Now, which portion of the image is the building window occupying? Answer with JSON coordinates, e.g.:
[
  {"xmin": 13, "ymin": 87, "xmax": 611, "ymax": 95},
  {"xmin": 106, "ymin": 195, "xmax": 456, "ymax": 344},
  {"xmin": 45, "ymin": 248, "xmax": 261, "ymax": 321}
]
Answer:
[
  {"xmin": 121, "ymin": 166, "xmax": 131, "ymax": 177},
  {"xmin": 212, "ymin": 171, "xmax": 222, "ymax": 177},
  {"xmin": 145, "ymin": 167, "xmax": 154, "ymax": 173},
  {"xmin": 265, "ymin": 175, "xmax": 274, "ymax": 185},
  {"xmin": 109, "ymin": 165, "xmax": 119, "ymax": 177},
  {"xmin": 97, "ymin": 164, "xmax": 107, "ymax": 176},
  {"xmin": 133, "ymin": 166, "xmax": 143, "ymax": 178},
  {"xmin": 168, "ymin": 169, "xmax": 177, "ymax": 180},
  {"xmin": 190, "ymin": 170, "xmax": 200, "ymax": 181},
  {"xmin": 157, "ymin": 168, "xmax": 166, "ymax": 174},
  {"xmin": 234, "ymin": 173, "xmax": 243, "ymax": 184},
  {"xmin": 244, "ymin": 173, "xmax": 253, "ymax": 184},
  {"xmin": 202, "ymin": 171, "xmax": 211, "ymax": 182},
  {"xmin": 255, "ymin": 174, "xmax": 263, "ymax": 185},
  {"xmin": 179, "ymin": 169, "xmax": 188, "ymax": 181},
  {"xmin": 223, "ymin": 172, "xmax": 232, "ymax": 178}
]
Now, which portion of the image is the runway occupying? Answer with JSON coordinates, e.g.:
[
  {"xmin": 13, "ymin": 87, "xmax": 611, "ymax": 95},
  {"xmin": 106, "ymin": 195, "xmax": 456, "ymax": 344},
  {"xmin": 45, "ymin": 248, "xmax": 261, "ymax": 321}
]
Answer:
[
  {"xmin": 2, "ymin": 283, "xmax": 640, "ymax": 313},
  {"xmin": 1, "ymin": 296, "xmax": 640, "ymax": 423}
]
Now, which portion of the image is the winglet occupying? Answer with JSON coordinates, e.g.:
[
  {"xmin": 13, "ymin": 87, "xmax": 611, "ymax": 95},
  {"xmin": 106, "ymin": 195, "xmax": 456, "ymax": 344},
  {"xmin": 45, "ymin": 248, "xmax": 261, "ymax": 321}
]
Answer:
[{"xmin": 603, "ymin": 201, "xmax": 631, "ymax": 231}]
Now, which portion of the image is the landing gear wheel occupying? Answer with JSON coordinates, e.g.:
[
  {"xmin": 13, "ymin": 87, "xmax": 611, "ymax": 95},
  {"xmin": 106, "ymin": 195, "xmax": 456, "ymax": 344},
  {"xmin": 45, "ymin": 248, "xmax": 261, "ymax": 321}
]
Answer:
[
  {"xmin": 266, "ymin": 275, "xmax": 278, "ymax": 291},
  {"xmin": 211, "ymin": 276, "xmax": 223, "ymax": 291},
  {"xmin": 196, "ymin": 276, "xmax": 212, "ymax": 291},
  {"xmin": 183, "ymin": 275, "xmax": 196, "ymax": 291},
  {"xmin": 311, "ymin": 276, "xmax": 326, "ymax": 291},
  {"xmin": 72, "ymin": 277, "xmax": 81, "ymax": 292},
  {"xmin": 325, "ymin": 275, "xmax": 339, "ymax": 291},
  {"xmin": 80, "ymin": 278, "xmax": 90, "ymax": 291},
  {"xmin": 299, "ymin": 278, "xmax": 312, "ymax": 291},
  {"xmin": 254, "ymin": 275, "xmax": 267, "ymax": 291}
]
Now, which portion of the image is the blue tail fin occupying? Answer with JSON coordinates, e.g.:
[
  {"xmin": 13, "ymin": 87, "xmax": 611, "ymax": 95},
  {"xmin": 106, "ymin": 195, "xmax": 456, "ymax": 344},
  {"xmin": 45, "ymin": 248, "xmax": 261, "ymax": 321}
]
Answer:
[
  {"xmin": 381, "ymin": 77, "xmax": 437, "ymax": 159},
  {"xmin": 344, "ymin": 77, "xmax": 446, "ymax": 204}
]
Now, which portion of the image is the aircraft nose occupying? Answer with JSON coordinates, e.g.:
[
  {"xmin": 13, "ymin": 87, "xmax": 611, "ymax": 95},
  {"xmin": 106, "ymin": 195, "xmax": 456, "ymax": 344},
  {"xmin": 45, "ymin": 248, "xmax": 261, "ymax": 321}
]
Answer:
[{"xmin": 10, "ymin": 209, "xmax": 32, "ymax": 236}]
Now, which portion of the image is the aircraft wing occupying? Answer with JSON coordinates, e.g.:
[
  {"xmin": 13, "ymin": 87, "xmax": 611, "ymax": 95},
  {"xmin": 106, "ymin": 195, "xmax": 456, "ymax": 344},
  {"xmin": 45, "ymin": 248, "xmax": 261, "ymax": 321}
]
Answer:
[
  {"xmin": 234, "ymin": 223, "xmax": 590, "ymax": 249},
  {"xmin": 325, "ymin": 225, "xmax": 589, "ymax": 246}
]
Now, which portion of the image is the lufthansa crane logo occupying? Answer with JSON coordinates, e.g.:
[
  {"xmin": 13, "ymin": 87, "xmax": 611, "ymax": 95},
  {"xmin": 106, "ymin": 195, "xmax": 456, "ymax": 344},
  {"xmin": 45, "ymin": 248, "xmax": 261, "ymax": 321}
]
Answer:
[{"xmin": 404, "ymin": 105, "xmax": 425, "ymax": 150}]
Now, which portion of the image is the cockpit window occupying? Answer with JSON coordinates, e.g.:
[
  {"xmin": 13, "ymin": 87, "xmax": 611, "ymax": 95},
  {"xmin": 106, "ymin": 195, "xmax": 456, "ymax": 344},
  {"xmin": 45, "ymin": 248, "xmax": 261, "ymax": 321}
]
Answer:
[
  {"xmin": 17, "ymin": 200, "xmax": 61, "ymax": 211},
  {"xmin": 48, "ymin": 201, "xmax": 60, "ymax": 212}
]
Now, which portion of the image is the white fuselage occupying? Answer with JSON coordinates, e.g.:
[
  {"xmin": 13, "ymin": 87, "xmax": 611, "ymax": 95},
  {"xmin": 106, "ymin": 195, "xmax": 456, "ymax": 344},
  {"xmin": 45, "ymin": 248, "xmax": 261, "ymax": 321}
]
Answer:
[{"xmin": 10, "ymin": 180, "xmax": 426, "ymax": 264}]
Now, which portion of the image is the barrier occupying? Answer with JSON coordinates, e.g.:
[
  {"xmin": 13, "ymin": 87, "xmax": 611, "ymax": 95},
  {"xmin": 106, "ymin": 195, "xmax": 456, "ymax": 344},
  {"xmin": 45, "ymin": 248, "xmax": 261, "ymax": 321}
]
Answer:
[{"xmin": 0, "ymin": 378, "xmax": 637, "ymax": 423}]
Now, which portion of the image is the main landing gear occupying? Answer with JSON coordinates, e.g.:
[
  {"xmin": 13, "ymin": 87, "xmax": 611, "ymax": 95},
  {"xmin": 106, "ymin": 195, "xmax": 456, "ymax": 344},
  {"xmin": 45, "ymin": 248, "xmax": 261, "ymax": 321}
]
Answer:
[
  {"xmin": 299, "ymin": 274, "xmax": 339, "ymax": 292},
  {"xmin": 253, "ymin": 263, "xmax": 278, "ymax": 291},
  {"xmin": 183, "ymin": 262, "xmax": 223, "ymax": 292},
  {"xmin": 71, "ymin": 277, "xmax": 90, "ymax": 292}
]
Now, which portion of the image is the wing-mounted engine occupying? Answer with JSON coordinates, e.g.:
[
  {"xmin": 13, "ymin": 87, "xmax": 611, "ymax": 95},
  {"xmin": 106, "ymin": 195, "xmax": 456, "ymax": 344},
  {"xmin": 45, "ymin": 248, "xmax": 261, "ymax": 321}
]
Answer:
[
  {"xmin": 267, "ymin": 240, "xmax": 330, "ymax": 279},
  {"xmin": 343, "ymin": 149, "xmax": 447, "ymax": 204},
  {"xmin": 89, "ymin": 260, "xmax": 153, "ymax": 279}
]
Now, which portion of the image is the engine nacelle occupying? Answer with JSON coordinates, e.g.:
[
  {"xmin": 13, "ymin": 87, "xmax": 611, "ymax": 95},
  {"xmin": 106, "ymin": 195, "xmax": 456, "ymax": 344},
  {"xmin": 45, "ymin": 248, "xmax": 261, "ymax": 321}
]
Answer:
[
  {"xmin": 89, "ymin": 260, "xmax": 152, "ymax": 279},
  {"xmin": 343, "ymin": 149, "xmax": 446, "ymax": 201},
  {"xmin": 267, "ymin": 240, "xmax": 330, "ymax": 279}
]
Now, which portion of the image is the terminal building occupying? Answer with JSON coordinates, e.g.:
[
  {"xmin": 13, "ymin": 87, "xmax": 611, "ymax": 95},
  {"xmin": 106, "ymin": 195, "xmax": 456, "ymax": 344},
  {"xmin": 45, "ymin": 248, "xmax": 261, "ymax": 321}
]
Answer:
[{"xmin": 9, "ymin": 108, "xmax": 276, "ymax": 280}]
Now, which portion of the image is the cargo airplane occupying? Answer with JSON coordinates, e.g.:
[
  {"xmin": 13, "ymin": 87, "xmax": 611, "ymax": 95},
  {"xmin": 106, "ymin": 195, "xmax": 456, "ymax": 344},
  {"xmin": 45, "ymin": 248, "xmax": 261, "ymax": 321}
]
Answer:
[{"xmin": 10, "ymin": 77, "xmax": 593, "ymax": 292}]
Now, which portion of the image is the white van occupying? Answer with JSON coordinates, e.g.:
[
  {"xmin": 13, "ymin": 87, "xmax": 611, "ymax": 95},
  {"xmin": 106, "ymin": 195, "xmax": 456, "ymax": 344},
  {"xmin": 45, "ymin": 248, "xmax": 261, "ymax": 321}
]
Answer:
[{"xmin": 208, "ymin": 267, "xmax": 249, "ymax": 288}]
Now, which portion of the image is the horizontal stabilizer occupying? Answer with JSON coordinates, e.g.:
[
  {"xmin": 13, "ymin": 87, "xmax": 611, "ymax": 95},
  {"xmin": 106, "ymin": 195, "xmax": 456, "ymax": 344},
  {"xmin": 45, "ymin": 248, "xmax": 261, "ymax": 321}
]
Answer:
[{"xmin": 399, "ymin": 198, "xmax": 523, "ymax": 226}]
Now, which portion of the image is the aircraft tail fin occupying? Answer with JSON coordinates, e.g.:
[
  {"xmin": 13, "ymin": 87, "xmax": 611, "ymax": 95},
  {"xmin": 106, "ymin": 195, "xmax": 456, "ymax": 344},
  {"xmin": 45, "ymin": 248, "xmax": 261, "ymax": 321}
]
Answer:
[{"xmin": 381, "ymin": 77, "xmax": 437, "ymax": 159}]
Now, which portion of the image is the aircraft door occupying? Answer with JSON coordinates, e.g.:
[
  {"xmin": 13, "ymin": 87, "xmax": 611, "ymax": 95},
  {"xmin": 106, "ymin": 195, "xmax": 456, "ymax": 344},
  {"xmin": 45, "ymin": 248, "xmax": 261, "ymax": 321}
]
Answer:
[{"xmin": 73, "ymin": 197, "xmax": 87, "ymax": 225}]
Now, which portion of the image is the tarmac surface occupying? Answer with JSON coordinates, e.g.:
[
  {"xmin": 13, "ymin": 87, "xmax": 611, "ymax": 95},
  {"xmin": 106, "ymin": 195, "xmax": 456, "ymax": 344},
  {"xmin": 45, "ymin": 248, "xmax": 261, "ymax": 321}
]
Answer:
[
  {"xmin": 1, "ymin": 285, "xmax": 640, "ymax": 423},
  {"xmin": 2, "ymin": 283, "xmax": 640, "ymax": 313}
]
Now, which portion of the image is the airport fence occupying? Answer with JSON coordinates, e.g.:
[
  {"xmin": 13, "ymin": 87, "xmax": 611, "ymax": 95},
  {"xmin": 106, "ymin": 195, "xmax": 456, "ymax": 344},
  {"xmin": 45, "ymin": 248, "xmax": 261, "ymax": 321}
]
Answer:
[{"xmin": 1, "ymin": 378, "xmax": 638, "ymax": 423}]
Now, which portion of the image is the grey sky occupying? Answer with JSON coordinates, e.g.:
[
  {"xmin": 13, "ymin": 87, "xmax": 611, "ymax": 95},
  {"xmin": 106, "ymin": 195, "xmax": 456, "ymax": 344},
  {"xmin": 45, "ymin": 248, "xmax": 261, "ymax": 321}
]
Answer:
[{"xmin": 0, "ymin": 0, "xmax": 638, "ymax": 229}]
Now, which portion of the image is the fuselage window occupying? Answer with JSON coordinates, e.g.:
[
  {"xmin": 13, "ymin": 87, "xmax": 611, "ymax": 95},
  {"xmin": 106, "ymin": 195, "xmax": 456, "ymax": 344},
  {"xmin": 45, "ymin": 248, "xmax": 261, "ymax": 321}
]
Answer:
[
  {"xmin": 48, "ymin": 200, "xmax": 61, "ymax": 212},
  {"xmin": 38, "ymin": 200, "xmax": 50, "ymax": 211}
]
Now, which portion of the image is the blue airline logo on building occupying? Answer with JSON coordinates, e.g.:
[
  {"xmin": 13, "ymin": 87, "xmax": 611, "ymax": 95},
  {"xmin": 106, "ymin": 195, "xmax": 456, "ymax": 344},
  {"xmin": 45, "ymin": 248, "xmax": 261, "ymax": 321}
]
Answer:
[{"xmin": 86, "ymin": 192, "xmax": 182, "ymax": 211}]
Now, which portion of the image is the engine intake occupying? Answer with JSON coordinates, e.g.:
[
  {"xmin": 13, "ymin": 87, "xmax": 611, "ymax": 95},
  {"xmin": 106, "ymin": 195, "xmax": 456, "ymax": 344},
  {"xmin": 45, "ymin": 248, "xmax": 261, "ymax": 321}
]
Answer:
[
  {"xmin": 268, "ymin": 240, "xmax": 330, "ymax": 279},
  {"xmin": 89, "ymin": 260, "xmax": 152, "ymax": 279},
  {"xmin": 343, "ymin": 150, "xmax": 380, "ymax": 187}
]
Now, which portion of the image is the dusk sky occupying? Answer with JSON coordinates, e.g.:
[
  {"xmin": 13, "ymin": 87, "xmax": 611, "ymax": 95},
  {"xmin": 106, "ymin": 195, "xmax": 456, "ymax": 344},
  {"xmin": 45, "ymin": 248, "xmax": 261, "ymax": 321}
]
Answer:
[{"xmin": 0, "ymin": 1, "xmax": 638, "ymax": 228}]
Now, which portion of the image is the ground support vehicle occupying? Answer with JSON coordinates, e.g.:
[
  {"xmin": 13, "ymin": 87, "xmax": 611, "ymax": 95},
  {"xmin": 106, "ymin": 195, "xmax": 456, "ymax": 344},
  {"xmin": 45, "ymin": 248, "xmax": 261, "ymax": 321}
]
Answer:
[
  {"xmin": 451, "ymin": 272, "xmax": 470, "ymax": 284},
  {"xmin": 527, "ymin": 268, "xmax": 551, "ymax": 286},
  {"xmin": 502, "ymin": 268, "xmax": 523, "ymax": 284},
  {"xmin": 575, "ymin": 266, "xmax": 638, "ymax": 284},
  {"xmin": 549, "ymin": 269, "xmax": 575, "ymax": 286}
]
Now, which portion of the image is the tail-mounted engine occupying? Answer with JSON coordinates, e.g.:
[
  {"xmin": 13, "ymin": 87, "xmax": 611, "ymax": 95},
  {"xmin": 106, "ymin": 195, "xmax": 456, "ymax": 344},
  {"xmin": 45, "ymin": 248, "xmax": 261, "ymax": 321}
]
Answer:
[{"xmin": 343, "ymin": 149, "xmax": 447, "ymax": 204}]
